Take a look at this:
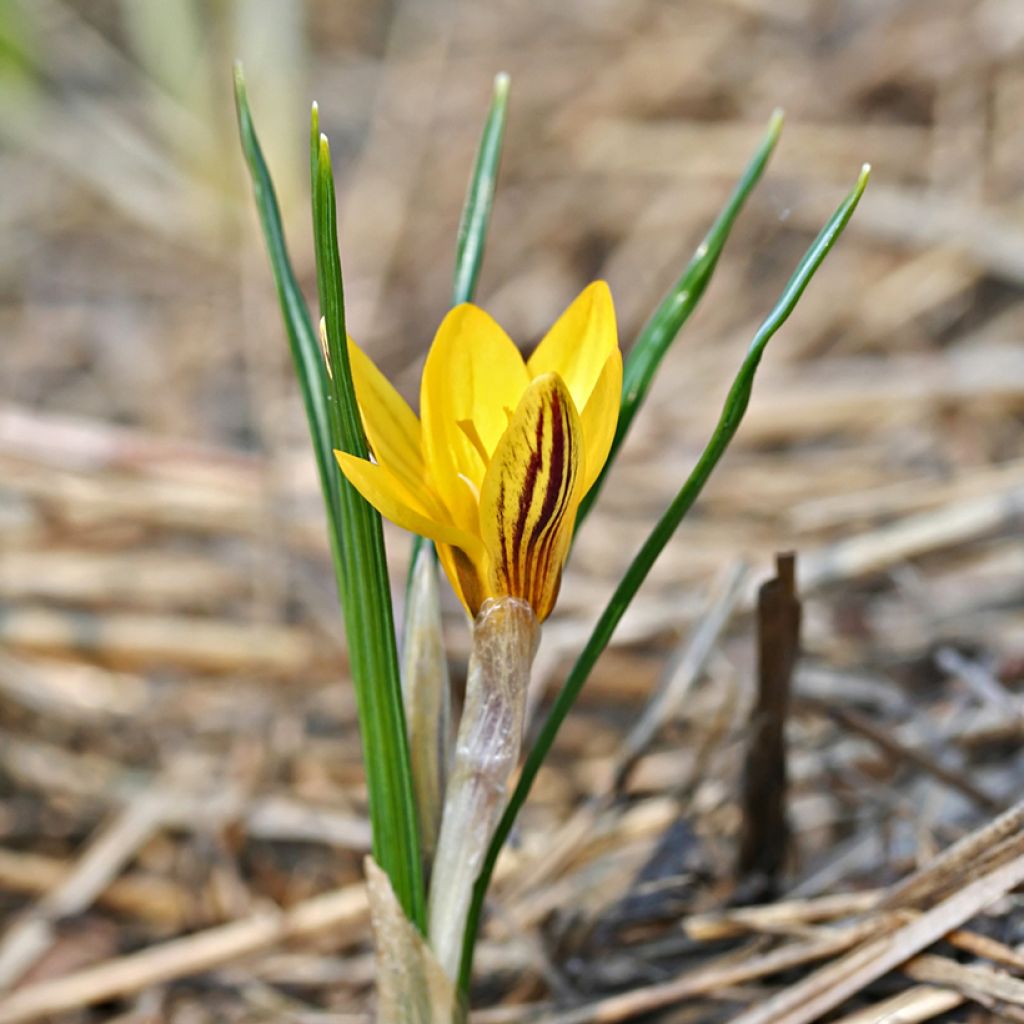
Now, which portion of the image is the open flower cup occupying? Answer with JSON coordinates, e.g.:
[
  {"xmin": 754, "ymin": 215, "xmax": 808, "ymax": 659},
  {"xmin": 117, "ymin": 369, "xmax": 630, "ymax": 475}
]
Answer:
[{"xmin": 336, "ymin": 280, "xmax": 622, "ymax": 623}]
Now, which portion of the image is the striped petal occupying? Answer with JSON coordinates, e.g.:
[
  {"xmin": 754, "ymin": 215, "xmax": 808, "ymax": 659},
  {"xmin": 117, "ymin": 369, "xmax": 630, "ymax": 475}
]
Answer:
[
  {"xmin": 526, "ymin": 281, "xmax": 617, "ymax": 415},
  {"xmin": 421, "ymin": 304, "xmax": 530, "ymax": 533},
  {"xmin": 579, "ymin": 348, "xmax": 622, "ymax": 495},
  {"xmin": 479, "ymin": 373, "xmax": 583, "ymax": 621}
]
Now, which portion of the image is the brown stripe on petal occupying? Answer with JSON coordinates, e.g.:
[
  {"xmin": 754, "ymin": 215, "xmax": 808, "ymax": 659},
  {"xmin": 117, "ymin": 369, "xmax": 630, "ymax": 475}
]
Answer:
[
  {"xmin": 480, "ymin": 373, "xmax": 582, "ymax": 621},
  {"xmin": 532, "ymin": 391, "xmax": 574, "ymax": 578},
  {"xmin": 522, "ymin": 391, "xmax": 571, "ymax": 611},
  {"xmin": 510, "ymin": 402, "xmax": 545, "ymax": 594}
]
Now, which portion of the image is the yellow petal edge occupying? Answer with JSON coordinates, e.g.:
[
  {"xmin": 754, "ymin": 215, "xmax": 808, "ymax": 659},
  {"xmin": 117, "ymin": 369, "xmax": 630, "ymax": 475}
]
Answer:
[{"xmin": 334, "ymin": 282, "xmax": 620, "ymax": 622}]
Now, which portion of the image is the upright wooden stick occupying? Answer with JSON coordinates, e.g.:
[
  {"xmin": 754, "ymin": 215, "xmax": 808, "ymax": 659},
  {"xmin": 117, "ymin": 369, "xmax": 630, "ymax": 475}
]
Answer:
[{"xmin": 739, "ymin": 552, "xmax": 801, "ymax": 890}]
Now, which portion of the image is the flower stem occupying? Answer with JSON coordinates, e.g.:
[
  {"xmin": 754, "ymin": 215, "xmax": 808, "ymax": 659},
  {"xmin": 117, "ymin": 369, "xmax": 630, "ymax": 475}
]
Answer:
[{"xmin": 428, "ymin": 598, "xmax": 538, "ymax": 980}]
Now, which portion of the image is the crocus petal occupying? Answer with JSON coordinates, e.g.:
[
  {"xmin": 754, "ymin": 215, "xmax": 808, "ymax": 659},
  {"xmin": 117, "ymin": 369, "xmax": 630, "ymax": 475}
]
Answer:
[
  {"xmin": 579, "ymin": 348, "xmax": 622, "ymax": 496},
  {"xmin": 435, "ymin": 542, "xmax": 489, "ymax": 619},
  {"xmin": 335, "ymin": 452, "xmax": 483, "ymax": 559},
  {"xmin": 526, "ymin": 281, "xmax": 618, "ymax": 415},
  {"xmin": 347, "ymin": 338, "xmax": 426, "ymax": 496},
  {"xmin": 479, "ymin": 372, "xmax": 582, "ymax": 621},
  {"xmin": 421, "ymin": 304, "xmax": 530, "ymax": 533}
]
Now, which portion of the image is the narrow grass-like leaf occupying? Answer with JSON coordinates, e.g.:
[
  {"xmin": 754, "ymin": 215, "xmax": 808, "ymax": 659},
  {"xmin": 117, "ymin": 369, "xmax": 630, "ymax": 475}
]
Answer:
[
  {"xmin": 408, "ymin": 73, "xmax": 511, "ymax": 576},
  {"xmin": 453, "ymin": 72, "xmax": 510, "ymax": 307},
  {"xmin": 578, "ymin": 109, "xmax": 784, "ymax": 524},
  {"xmin": 237, "ymin": 66, "xmax": 425, "ymax": 927},
  {"xmin": 312, "ymin": 130, "xmax": 425, "ymax": 929},
  {"xmin": 459, "ymin": 164, "xmax": 871, "ymax": 993},
  {"xmin": 232, "ymin": 66, "xmax": 343, "ymax": 568}
]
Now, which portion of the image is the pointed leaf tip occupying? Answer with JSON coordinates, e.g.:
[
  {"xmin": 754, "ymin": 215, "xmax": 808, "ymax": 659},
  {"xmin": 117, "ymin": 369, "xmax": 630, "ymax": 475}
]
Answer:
[
  {"xmin": 318, "ymin": 132, "xmax": 331, "ymax": 169},
  {"xmin": 233, "ymin": 63, "xmax": 248, "ymax": 109}
]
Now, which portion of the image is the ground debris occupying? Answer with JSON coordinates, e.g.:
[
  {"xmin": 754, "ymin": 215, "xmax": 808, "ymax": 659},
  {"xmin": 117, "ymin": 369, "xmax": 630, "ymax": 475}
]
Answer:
[{"xmin": 1, "ymin": 0, "xmax": 1022, "ymax": 1021}]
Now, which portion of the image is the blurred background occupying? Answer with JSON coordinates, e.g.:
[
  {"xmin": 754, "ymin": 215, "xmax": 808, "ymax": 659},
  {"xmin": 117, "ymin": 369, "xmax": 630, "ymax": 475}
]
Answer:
[{"xmin": 1, "ymin": 0, "xmax": 1023, "ymax": 1020}]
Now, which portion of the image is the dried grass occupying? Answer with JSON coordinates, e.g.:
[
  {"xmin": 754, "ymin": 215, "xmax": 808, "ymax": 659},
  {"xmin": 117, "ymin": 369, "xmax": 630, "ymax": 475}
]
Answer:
[{"xmin": 1, "ymin": 0, "xmax": 1023, "ymax": 1020}]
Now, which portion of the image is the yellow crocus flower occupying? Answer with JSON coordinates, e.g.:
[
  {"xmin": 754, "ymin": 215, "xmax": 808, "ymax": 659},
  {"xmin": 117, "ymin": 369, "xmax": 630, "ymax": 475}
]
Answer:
[{"xmin": 335, "ymin": 281, "xmax": 621, "ymax": 621}]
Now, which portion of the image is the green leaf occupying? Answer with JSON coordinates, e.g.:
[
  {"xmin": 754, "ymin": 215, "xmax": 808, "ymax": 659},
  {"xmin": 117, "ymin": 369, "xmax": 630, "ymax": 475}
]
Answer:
[
  {"xmin": 453, "ymin": 72, "xmax": 510, "ymax": 307},
  {"xmin": 458, "ymin": 163, "xmax": 871, "ymax": 993},
  {"xmin": 236, "ymin": 66, "xmax": 426, "ymax": 927},
  {"xmin": 232, "ymin": 65, "xmax": 341, "ymax": 566},
  {"xmin": 409, "ymin": 73, "xmax": 511, "ymax": 577},
  {"xmin": 312, "ymin": 129, "xmax": 426, "ymax": 929},
  {"xmin": 577, "ymin": 109, "xmax": 784, "ymax": 524}
]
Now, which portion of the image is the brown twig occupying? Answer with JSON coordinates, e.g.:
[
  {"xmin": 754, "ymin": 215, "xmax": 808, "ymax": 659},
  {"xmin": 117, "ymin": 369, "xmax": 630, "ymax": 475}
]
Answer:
[
  {"xmin": 802, "ymin": 698, "xmax": 1004, "ymax": 814},
  {"xmin": 727, "ymin": 845, "xmax": 1024, "ymax": 1024},
  {"xmin": 0, "ymin": 885, "xmax": 369, "ymax": 1024},
  {"xmin": 0, "ymin": 791, "xmax": 173, "ymax": 991},
  {"xmin": 739, "ymin": 553, "xmax": 801, "ymax": 888}
]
